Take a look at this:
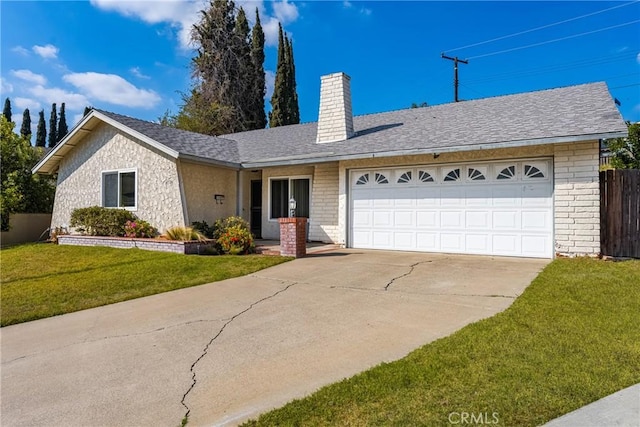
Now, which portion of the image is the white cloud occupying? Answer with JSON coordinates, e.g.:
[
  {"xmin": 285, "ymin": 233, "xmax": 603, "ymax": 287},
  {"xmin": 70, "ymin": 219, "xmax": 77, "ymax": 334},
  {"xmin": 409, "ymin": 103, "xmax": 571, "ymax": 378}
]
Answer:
[
  {"xmin": 343, "ymin": 1, "xmax": 352, "ymax": 8},
  {"xmin": 637, "ymin": 52, "xmax": 640, "ymax": 64},
  {"xmin": 14, "ymin": 97, "xmax": 42, "ymax": 112},
  {"xmin": 11, "ymin": 69, "xmax": 47, "ymax": 85},
  {"xmin": 272, "ymin": 0, "xmax": 298, "ymax": 24},
  {"xmin": 32, "ymin": 44, "xmax": 59, "ymax": 59},
  {"xmin": 12, "ymin": 46, "xmax": 30, "ymax": 56},
  {"xmin": 1, "ymin": 77, "xmax": 14, "ymax": 95},
  {"xmin": 90, "ymin": 0, "xmax": 203, "ymax": 49},
  {"xmin": 91, "ymin": 0, "xmax": 299, "ymax": 49},
  {"xmin": 262, "ymin": 17, "xmax": 282, "ymax": 47},
  {"xmin": 265, "ymin": 69, "xmax": 275, "ymax": 100},
  {"xmin": 63, "ymin": 72, "xmax": 161, "ymax": 108},
  {"xmin": 130, "ymin": 67, "xmax": 151, "ymax": 79},
  {"xmin": 28, "ymin": 85, "xmax": 90, "ymax": 111}
]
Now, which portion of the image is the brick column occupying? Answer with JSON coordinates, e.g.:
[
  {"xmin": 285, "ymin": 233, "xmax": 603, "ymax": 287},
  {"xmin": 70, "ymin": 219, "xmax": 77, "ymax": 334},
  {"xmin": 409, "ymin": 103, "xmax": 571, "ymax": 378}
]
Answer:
[{"xmin": 278, "ymin": 217, "xmax": 307, "ymax": 258}]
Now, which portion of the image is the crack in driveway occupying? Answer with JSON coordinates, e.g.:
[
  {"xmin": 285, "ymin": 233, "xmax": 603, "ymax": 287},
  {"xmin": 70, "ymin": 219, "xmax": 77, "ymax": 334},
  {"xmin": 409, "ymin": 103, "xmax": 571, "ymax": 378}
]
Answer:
[
  {"xmin": 180, "ymin": 282, "xmax": 297, "ymax": 423},
  {"xmin": 384, "ymin": 261, "xmax": 432, "ymax": 291}
]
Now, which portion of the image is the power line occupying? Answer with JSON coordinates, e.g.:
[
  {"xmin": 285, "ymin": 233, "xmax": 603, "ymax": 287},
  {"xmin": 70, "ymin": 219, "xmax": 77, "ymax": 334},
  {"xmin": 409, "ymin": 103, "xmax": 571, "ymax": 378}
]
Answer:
[
  {"xmin": 444, "ymin": 0, "xmax": 640, "ymax": 54},
  {"xmin": 468, "ymin": 20, "xmax": 640, "ymax": 60},
  {"xmin": 465, "ymin": 52, "xmax": 638, "ymax": 85}
]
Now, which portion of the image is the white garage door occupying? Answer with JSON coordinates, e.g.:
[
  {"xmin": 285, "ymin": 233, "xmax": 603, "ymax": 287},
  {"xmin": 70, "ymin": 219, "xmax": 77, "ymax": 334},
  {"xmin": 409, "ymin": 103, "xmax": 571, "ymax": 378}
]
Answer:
[{"xmin": 349, "ymin": 159, "xmax": 553, "ymax": 258}]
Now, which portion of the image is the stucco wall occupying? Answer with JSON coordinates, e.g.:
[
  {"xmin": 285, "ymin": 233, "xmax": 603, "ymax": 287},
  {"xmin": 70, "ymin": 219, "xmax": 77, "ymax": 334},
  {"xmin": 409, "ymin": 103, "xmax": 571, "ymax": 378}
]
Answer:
[
  {"xmin": 51, "ymin": 123, "xmax": 184, "ymax": 233},
  {"xmin": 553, "ymin": 140, "xmax": 600, "ymax": 256},
  {"xmin": 179, "ymin": 160, "xmax": 238, "ymax": 227},
  {"xmin": 260, "ymin": 165, "xmax": 314, "ymax": 240}
]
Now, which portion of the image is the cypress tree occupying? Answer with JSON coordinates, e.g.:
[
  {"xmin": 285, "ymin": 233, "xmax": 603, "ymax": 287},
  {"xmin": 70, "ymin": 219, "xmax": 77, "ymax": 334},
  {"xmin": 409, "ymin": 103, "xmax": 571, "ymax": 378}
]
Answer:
[
  {"xmin": 48, "ymin": 103, "xmax": 57, "ymax": 148},
  {"xmin": 250, "ymin": 8, "xmax": 266, "ymax": 129},
  {"xmin": 20, "ymin": 108, "xmax": 32, "ymax": 139},
  {"xmin": 286, "ymin": 36, "xmax": 300, "ymax": 124},
  {"xmin": 35, "ymin": 110, "xmax": 46, "ymax": 147},
  {"xmin": 57, "ymin": 103, "xmax": 68, "ymax": 142},
  {"xmin": 234, "ymin": 7, "xmax": 252, "ymax": 129},
  {"xmin": 3, "ymin": 98, "xmax": 11, "ymax": 122},
  {"xmin": 269, "ymin": 25, "xmax": 300, "ymax": 127},
  {"xmin": 269, "ymin": 23, "xmax": 287, "ymax": 128}
]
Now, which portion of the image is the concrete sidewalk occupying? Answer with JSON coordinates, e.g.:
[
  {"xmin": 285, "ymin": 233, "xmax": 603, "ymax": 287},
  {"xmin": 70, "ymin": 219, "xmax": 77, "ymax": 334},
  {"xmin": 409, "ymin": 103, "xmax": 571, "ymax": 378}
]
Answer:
[
  {"xmin": 2, "ymin": 249, "xmax": 547, "ymax": 427},
  {"xmin": 543, "ymin": 383, "xmax": 640, "ymax": 427}
]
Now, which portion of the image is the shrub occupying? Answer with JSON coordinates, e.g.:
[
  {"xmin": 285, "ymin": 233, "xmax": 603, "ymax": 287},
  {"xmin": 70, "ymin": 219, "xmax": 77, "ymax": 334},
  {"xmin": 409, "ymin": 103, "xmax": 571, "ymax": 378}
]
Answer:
[
  {"xmin": 70, "ymin": 206, "xmax": 136, "ymax": 236},
  {"xmin": 163, "ymin": 226, "xmax": 206, "ymax": 242},
  {"xmin": 124, "ymin": 220, "xmax": 157, "ymax": 238},
  {"xmin": 218, "ymin": 225, "xmax": 254, "ymax": 255},
  {"xmin": 213, "ymin": 216, "xmax": 250, "ymax": 240},
  {"xmin": 191, "ymin": 220, "xmax": 215, "ymax": 239}
]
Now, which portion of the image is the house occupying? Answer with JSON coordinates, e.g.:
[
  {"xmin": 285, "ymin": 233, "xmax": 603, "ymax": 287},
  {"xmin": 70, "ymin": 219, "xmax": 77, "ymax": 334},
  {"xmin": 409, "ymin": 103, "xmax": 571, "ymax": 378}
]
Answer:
[{"xmin": 33, "ymin": 73, "xmax": 628, "ymax": 259}]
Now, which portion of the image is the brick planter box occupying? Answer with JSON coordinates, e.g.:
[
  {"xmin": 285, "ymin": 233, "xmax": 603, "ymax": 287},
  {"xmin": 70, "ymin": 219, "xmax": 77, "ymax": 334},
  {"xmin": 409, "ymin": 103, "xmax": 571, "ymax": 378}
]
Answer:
[{"xmin": 57, "ymin": 235, "xmax": 215, "ymax": 255}]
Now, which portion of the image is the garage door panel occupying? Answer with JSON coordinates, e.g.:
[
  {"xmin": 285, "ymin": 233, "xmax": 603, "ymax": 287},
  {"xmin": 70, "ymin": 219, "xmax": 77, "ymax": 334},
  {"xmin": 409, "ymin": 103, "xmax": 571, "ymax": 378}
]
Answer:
[
  {"xmin": 394, "ymin": 232, "xmax": 415, "ymax": 249},
  {"xmin": 352, "ymin": 211, "xmax": 372, "ymax": 227},
  {"xmin": 521, "ymin": 235, "xmax": 549, "ymax": 257},
  {"xmin": 466, "ymin": 234, "xmax": 490, "ymax": 252},
  {"xmin": 416, "ymin": 211, "xmax": 438, "ymax": 228},
  {"xmin": 350, "ymin": 159, "xmax": 552, "ymax": 258},
  {"xmin": 522, "ymin": 210, "xmax": 550, "ymax": 230},
  {"xmin": 394, "ymin": 211, "xmax": 415, "ymax": 227},
  {"xmin": 441, "ymin": 211, "xmax": 463, "ymax": 228},
  {"xmin": 466, "ymin": 211, "xmax": 490, "ymax": 229},
  {"xmin": 416, "ymin": 232, "xmax": 438, "ymax": 250},
  {"xmin": 373, "ymin": 211, "xmax": 392, "ymax": 227},
  {"xmin": 441, "ymin": 233, "xmax": 464, "ymax": 251},
  {"xmin": 372, "ymin": 231, "xmax": 392, "ymax": 248}
]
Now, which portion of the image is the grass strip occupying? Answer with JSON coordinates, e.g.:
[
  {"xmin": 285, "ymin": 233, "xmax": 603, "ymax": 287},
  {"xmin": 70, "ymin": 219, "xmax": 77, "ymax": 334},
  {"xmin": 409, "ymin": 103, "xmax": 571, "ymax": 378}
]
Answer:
[{"xmin": 1, "ymin": 243, "xmax": 290, "ymax": 326}]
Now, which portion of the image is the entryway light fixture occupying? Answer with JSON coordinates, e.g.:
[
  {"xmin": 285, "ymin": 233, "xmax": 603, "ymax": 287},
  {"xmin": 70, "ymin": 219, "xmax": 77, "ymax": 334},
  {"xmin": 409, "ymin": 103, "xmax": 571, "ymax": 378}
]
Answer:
[{"xmin": 289, "ymin": 197, "xmax": 297, "ymax": 217}]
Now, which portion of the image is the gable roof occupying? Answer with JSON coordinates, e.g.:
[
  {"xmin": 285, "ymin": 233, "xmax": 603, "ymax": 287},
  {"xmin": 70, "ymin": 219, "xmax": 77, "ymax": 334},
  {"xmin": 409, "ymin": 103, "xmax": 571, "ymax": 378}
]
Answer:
[
  {"xmin": 227, "ymin": 82, "xmax": 627, "ymax": 167},
  {"xmin": 33, "ymin": 82, "xmax": 627, "ymax": 174}
]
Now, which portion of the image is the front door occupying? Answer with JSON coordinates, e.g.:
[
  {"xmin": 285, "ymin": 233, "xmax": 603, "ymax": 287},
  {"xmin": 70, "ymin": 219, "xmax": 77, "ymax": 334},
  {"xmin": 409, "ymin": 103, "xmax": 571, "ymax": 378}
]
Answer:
[{"xmin": 250, "ymin": 180, "xmax": 262, "ymax": 238}]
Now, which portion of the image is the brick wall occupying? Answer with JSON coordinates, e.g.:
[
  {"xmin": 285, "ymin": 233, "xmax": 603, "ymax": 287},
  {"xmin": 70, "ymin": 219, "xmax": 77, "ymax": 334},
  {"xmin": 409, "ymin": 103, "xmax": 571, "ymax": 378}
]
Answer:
[
  {"xmin": 553, "ymin": 140, "xmax": 600, "ymax": 256},
  {"xmin": 309, "ymin": 162, "xmax": 340, "ymax": 243},
  {"xmin": 57, "ymin": 235, "xmax": 214, "ymax": 254}
]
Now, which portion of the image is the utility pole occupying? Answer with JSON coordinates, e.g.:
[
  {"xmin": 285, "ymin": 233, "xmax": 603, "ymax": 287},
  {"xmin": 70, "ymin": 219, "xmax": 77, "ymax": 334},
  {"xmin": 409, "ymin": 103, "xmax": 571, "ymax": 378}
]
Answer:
[{"xmin": 441, "ymin": 53, "xmax": 468, "ymax": 102}]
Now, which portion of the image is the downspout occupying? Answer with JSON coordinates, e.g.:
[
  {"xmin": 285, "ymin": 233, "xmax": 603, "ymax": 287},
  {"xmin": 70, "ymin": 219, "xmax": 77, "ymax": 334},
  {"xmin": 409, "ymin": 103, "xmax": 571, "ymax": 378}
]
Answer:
[{"xmin": 176, "ymin": 160, "xmax": 189, "ymax": 226}]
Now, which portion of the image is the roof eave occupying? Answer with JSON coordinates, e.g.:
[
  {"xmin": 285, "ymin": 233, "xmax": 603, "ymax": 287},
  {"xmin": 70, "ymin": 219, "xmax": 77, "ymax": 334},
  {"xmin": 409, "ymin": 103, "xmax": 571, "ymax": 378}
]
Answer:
[
  {"xmin": 32, "ymin": 110, "xmax": 180, "ymax": 175},
  {"xmin": 240, "ymin": 131, "xmax": 627, "ymax": 168},
  {"xmin": 178, "ymin": 154, "xmax": 241, "ymax": 169}
]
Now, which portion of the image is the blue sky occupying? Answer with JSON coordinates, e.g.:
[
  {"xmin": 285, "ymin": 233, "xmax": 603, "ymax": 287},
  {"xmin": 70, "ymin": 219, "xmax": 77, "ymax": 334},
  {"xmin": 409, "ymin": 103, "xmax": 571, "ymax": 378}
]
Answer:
[{"xmin": 1, "ymin": 1, "xmax": 639, "ymax": 141}]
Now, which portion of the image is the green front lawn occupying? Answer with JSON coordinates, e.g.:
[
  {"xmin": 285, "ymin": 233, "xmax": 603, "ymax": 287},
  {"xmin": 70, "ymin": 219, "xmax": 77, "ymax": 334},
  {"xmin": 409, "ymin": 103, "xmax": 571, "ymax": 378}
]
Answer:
[
  {"xmin": 245, "ymin": 258, "xmax": 640, "ymax": 426},
  {"xmin": 0, "ymin": 244, "xmax": 290, "ymax": 326}
]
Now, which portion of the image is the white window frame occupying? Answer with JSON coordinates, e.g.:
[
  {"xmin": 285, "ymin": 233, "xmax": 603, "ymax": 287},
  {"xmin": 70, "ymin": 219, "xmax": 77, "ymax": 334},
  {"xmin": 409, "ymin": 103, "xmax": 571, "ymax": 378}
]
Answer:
[
  {"xmin": 101, "ymin": 168, "xmax": 138, "ymax": 211},
  {"xmin": 268, "ymin": 175, "xmax": 312, "ymax": 221}
]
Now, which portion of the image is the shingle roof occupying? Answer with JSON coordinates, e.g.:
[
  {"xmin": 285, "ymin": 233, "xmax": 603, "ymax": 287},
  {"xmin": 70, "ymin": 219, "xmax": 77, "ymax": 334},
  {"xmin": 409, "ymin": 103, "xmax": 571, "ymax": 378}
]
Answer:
[
  {"xmin": 224, "ymin": 82, "xmax": 627, "ymax": 166},
  {"xmin": 36, "ymin": 82, "xmax": 626, "ymax": 175},
  {"xmin": 96, "ymin": 110, "xmax": 240, "ymax": 164}
]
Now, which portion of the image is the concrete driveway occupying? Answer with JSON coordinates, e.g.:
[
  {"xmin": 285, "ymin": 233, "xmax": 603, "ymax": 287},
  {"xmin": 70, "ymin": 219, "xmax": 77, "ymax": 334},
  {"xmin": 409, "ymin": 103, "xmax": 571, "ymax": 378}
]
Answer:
[{"xmin": 1, "ymin": 249, "xmax": 548, "ymax": 427}]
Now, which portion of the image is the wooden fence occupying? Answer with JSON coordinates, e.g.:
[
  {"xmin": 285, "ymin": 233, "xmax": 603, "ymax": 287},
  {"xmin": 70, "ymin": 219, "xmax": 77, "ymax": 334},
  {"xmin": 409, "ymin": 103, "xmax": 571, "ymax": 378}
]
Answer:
[{"xmin": 600, "ymin": 170, "xmax": 640, "ymax": 258}]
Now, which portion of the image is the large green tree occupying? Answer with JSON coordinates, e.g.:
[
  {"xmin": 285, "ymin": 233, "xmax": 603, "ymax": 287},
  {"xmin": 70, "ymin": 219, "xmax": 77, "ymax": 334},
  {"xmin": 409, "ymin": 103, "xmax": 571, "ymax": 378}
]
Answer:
[
  {"xmin": 48, "ymin": 103, "xmax": 57, "ymax": 148},
  {"xmin": 172, "ymin": 0, "xmax": 266, "ymax": 135},
  {"xmin": 20, "ymin": 108, "xmax": 32, "ymax": 139},
  {"xmin": 606, "ymin": 121, "xmax": 640, "ymax": 169},
  {"xmin": 35, "ymin": 110, "xmax": 46, "ymax": 147},
  {"xmin": 3, "ymin": 98, "xmax": 12, "ymax": 122},
  {"xmin": 57, "ymin": 103, "xmax": 68, "ymax": 142},
  {"xmin": 269, "ymin": 24, "xmax": 299, "ymax": 127},
  {"xmin": 1, "ymin": 116, "xmax": 56, "ymax": 230}
]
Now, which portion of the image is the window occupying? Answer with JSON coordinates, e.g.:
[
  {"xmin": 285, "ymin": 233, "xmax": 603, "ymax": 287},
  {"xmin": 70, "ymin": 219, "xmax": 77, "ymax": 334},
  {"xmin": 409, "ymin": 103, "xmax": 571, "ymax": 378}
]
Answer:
[
  {"xmin": 496, "ymin": 165, "xmax": 516, "ymax": 180},
  {"xmin": 102, "ymin": 170, "xmax": 136, "ymax": 209},
  {"xmin": 468, "ymin": 167, "xmax": 486, "ymax": 181},
  {"xmin": 444, "ymin": 168, "xmax": 461, "ymax": 182},
  {"xmin": 270, "ymin": 177, "xmax": 310, "ymax": 219}
]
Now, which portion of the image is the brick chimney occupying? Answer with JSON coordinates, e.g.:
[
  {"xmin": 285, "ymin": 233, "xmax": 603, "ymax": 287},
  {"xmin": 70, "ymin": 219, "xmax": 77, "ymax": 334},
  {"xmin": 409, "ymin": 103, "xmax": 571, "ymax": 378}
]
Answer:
[{"xmin": 316, "ymin": 72, "xmax": 355, "ymax": 143}]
